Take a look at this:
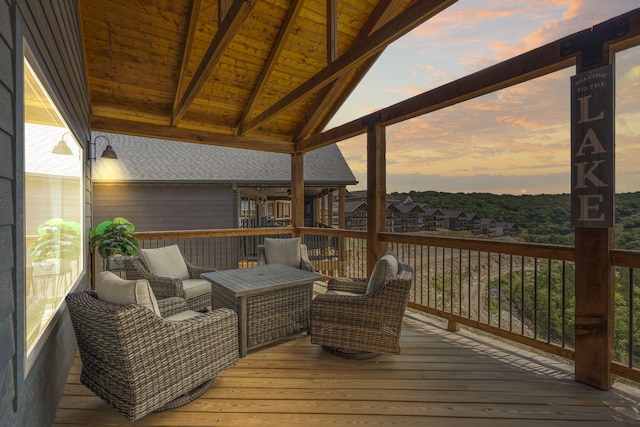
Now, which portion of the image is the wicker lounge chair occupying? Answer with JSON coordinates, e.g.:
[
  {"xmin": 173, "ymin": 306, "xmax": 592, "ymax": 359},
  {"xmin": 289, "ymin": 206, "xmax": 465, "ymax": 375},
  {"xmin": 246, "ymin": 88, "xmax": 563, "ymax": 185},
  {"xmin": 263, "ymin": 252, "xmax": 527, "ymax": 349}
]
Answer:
[
  {"xmin": 124, "ymin": 244, "xmax": 213, "ymax": 311},
  {"xmin": 65, "ymin": 272, "xmax": 238, "ymax": 420},
  {"xmin": 310, "ymin": 253, "xmax": 413, "ymax": 358},
  {"xmin": 257, "ymin": 237, "xmax": 314, "ymax": 271}
]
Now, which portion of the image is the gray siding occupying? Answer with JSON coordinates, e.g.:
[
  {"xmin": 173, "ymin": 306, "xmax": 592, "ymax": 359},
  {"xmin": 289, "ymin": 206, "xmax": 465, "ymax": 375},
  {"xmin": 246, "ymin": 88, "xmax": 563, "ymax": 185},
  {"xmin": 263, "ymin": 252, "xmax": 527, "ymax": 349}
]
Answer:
[
  {"xmin": 93, "ymin": 183, "xmax": 237, "ymax": 231},
  {"xmin": 3, "ymin": 1, "xmax": 90, "ymax": 426}
]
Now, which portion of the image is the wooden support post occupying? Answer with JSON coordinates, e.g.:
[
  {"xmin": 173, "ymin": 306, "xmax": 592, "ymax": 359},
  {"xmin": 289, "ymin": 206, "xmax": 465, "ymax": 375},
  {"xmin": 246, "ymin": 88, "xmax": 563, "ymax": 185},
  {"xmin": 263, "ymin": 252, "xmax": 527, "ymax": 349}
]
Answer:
[
  {"xmin": 366, "ymin": 118, "xmax": 386, "ymax": 275},
  {"xmin": 320, "ymin": 193, "xmax": 326, "ymax": 225},
  {"xmin": 570, "ymin": 25, "xmax": 619, "ymax": 390},
  {"xmin": 338, "ymin": 187, "xmax": 346, "ymax": 276},
  {"xmin": 574, "ymin": 227, "xmax": 614, "ymax": 389},
  {"xmin": 291, "ymin": 152, "xmax": 304, "ymax": 236},
  {"xmin": 327, "ymin": 190, "xmax": 334, "ymax": 226}
]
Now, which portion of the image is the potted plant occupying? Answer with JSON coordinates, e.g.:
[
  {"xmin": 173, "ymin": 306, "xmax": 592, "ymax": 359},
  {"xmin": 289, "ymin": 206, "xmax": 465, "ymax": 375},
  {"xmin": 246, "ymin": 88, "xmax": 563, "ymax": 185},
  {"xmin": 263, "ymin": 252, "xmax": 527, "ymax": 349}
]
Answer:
[
  {"xmin": 29, "ymin": 218, "xmax": 82, "ymax": 273},
  {"xmin": 89, "ymin": 217, "xmax": 139, "ymax": 270}
]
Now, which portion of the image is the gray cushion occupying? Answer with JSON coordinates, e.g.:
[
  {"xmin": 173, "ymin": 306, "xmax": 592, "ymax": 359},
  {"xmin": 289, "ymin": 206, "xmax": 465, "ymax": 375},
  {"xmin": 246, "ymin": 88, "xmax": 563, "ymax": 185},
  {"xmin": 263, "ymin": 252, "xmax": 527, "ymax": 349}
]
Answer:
[
  {"xmin": 264, "ymin": 238, "xmax": 301, "ymax": 268},
  {"xmin": 96, "ymin": 271, "xmax": 161, "ymax": 316},
  {"xmin": 182, "ymin": 278, "xmax": 211, "ymax": 301},
  {"xmin": 139, "ymin": 245, "xmax": 190, "ymax": 280},
  {"xmin": 365, "ymin": 254, "xmax": 398, "ymax": 295}
]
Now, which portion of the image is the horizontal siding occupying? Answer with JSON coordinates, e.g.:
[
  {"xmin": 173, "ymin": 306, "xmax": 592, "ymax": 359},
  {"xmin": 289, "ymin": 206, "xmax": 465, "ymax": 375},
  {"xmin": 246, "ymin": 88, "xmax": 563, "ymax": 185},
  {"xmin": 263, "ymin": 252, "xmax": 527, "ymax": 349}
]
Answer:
[
  {"xmin": 93, "ymin": 184, "xmax": 237, "ymax": 231},
  {"xmin": 0, "ymin": 0, "xmax": 15, "ymax": 423}
]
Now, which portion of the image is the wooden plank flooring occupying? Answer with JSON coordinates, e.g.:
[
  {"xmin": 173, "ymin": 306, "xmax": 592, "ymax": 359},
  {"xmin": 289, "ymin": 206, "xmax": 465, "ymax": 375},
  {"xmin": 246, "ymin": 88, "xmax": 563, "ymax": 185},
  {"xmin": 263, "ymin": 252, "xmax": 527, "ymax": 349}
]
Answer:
[{"xmin": 54, "ymin": 310, "xmax": 640, "ymax": 426}]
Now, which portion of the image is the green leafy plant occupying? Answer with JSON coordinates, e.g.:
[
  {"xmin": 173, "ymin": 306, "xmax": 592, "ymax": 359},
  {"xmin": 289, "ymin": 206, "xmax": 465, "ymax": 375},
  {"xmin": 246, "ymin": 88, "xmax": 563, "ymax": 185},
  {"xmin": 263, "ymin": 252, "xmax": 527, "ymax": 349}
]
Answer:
[
  {"xmin": 89, "ymin": 217, "xmax": 138, "ymax": 258},
  {"xmin": 30, "ymin": 218, "xmax": 82, "ymax": 262}
]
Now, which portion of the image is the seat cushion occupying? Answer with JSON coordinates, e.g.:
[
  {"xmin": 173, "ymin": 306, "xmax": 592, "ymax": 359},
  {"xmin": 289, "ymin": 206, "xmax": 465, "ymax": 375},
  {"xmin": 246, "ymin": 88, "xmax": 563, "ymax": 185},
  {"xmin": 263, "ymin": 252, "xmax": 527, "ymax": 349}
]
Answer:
[
  {"xmin": 139, "ymin": 245, "xmax": 190, "ymax": 280},
  {"xmin": 164, "ymin": 309, "xmax": 203, "ymax": 321},
  {"xmin": 182, "ymin": 278, "xmax": 212, "ymax": 301},
  {"xmin": 96, "ymin": 271, "xmax": 161, "ymax": 316},
  {"xmin": 365, "ymin": 254, "xmax": 399, "ymax": 295},
  {"xmin": 264, "ymin": 238, "xmax": 301, "ymax": 268}
]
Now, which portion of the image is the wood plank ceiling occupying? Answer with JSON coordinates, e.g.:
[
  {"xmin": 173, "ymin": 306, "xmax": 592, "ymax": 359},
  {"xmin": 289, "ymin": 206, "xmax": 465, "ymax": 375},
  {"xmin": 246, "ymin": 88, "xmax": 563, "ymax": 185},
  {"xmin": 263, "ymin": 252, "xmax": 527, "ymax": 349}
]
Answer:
[{"xmin": 79, "ymin": 0, "xmax": 456, "ymax": 153}]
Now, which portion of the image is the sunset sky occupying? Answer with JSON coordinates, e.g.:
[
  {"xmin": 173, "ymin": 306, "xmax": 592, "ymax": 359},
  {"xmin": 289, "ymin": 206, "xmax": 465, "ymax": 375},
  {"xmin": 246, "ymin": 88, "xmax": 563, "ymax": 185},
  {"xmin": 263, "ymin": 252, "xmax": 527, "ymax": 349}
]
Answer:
[{"xmin": 330, "ymin": 1, "xmax": 640, "ymax": 195}]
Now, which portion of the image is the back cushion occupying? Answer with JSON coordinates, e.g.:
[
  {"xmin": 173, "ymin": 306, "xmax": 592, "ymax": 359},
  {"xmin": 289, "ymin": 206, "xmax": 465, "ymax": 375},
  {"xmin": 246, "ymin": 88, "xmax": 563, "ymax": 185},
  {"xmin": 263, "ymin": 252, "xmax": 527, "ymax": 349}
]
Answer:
[
  {"xmin": 96, "ymin": 271, "xmax": 161, "ymax": 315},
  {"xmin": 139, "ymin": 245, "xmax": 190, "ymax": 280},
  {"xmin": 365, "ymin": 254, "xmax": 399, "ymax": 295},
  {"xmin": 264, "ymin": 238, "xmax": 301, "ymax": 268}
]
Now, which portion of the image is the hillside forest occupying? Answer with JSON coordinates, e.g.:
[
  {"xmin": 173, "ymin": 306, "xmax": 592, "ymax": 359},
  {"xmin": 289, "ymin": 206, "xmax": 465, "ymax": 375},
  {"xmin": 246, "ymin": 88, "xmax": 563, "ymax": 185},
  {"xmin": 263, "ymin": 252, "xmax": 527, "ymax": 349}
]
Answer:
[{"xmin": 398, "ymin": 190, "xmax": 640, "ymax": 249}]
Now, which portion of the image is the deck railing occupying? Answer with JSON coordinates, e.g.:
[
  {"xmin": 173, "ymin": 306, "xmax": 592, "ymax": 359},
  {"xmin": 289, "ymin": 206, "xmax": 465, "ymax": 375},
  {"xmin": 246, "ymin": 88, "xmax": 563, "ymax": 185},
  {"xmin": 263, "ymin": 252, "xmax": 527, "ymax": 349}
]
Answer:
[{"xmin": 95, "ymin": 226, "xmax": 639, "ymax": 384}]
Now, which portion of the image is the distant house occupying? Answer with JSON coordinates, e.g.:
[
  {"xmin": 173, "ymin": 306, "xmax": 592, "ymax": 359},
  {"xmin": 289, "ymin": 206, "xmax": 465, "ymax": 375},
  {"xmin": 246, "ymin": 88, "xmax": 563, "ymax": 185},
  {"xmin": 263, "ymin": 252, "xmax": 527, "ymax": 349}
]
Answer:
[
  {"xmin": 465, "ymin": 212, "xmax": 482, "ymax": 235},
  {"xmin": 481, "ymin": 218, "xmax": 497, "ymax": 237},
  {"xmin": 423, "ymin": 207, "xmax": 446, "ymax": 231},
  {"xmin": 387, "ymin": 202, "xmax": 425, "ymax": 232},
  {"xmin": 496, "ymin": 222, "xmax": 519, "ymax": 236},
  {"xmin": 343, "ymin": 200, "xmax": 368, "ymax": 230},
  {"xmin": 91, "ymin": 132, "xmax": 357, "ymax": 232},
  {"xmin": 444, "ymin": 211, "xmax": 468, "ymax": 231}
]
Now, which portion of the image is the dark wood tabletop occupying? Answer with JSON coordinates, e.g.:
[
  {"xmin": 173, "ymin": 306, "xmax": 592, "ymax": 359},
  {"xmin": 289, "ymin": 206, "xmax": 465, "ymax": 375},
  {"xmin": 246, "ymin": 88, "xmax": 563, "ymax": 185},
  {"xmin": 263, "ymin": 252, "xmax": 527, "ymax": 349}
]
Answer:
[{"xmin": 201, "ymin": 264, "xmax": 323, "ymax": 297}]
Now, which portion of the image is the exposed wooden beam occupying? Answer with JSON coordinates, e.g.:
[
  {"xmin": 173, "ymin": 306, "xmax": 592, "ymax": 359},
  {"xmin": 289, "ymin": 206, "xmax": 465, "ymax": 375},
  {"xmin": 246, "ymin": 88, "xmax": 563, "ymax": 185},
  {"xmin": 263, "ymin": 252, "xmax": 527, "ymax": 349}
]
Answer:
[
  {"xmin": 218, "ymin": 0, "xmax": 233, "ymax": 25},
  {"xmin": 294, "ymin": 0, "xmax": 406, "ymax": 140},
  {"xmin": 171, "ymin": 0, "xmax": 203, "ymax": 118},
  {"xmin": 235, "ymin": 0, "xmax": 304, "ymax": 135},
  {"xmin": 327, "ymin": 0, "xmax": 337, "ymax": 64},
  {"xmin": 239, "ymin": 0, "xmax": 455, "ymax": 135},
  {"xmin": 298, "ymin": 7, "xmax": 640, "ymax": 153},
  {"xmin": 171, "ymin": 0, "xmax": 255, "ymax": 126},
  {"xmin": 91, "ymin": 116, "xmax": 294, "ymax": 153}
]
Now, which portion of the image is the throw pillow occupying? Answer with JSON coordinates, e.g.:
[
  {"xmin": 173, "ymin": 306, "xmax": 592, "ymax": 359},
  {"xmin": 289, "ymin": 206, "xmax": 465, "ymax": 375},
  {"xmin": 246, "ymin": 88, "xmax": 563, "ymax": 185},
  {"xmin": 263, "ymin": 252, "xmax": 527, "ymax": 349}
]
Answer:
[
  {"xmin": 139, "ymin": 245, "xmax": 190, "ymax": 280},
  {"xmin": 365, "ymin": 254, "xmax": 399, "ymax": 295},
  {"xmin": 96, "ymin": 271, "xmax": 161, "ymax": 316},
  {"xmin": 264, "ymin": 238, "xmax": 301, "ymax": 268}
]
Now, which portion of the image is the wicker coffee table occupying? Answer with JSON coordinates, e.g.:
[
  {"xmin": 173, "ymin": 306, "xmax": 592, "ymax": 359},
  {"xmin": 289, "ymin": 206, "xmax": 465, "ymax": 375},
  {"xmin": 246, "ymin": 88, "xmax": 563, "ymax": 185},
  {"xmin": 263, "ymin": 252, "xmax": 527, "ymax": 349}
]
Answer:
[{"xmin": 202, "ymin": 264, "xmax": 323, "ymax": 357}]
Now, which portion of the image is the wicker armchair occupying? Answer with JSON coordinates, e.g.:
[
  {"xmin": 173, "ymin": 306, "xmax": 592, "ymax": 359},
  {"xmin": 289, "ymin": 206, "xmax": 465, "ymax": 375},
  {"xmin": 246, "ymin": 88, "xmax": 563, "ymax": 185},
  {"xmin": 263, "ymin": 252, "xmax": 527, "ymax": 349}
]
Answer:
[
  {"xmin": 124, "ymin": 245, "xmax": 213, "ymax": 311},
  {"xmin": 257, "ymin": 237, "xmax": 313, "ymax": 271},
  {"xmin": 310, "ymin": 256, "xmax": 413, "ymax": 359},
  {"xmin": 65, "ymin": 290, "xmax": 238, "ymax": 421}
]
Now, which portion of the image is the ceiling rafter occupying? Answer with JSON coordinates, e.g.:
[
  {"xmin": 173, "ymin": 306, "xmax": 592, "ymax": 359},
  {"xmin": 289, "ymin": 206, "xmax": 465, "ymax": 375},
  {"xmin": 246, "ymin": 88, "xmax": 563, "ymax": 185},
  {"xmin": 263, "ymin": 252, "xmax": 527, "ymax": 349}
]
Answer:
[
  {"xmin": 293, "ymin": 0, "xmax": 408, "ymax": 140},
  {"xmin": 92, "ymin": 115, "xmax": 295, "ymax": 153},
  {"xmin": 171, "ymin": 0, "xmax": 256, "ymax": 126},
  {"xmin": 327, "ymin": 0, "xmax": 337, "ymax": 64},
  {"xmin": 235, "ymin": 0, "xmax": 305, "ymax": 135},
  {"xmin": 171, "ymin": 0, "xmax": 203, "ymax": 117},
  {"xmin": 238, "ymin": 0, "xmax": 455, "ymax": 136}
]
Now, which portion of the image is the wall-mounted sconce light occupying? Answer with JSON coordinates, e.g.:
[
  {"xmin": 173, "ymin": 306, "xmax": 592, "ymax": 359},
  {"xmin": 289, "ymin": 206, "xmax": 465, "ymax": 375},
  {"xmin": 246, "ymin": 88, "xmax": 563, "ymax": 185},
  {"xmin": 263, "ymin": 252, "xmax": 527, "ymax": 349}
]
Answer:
[
  {"xmin": 52, "ymin": 132, "xmax": 73, "ymax": 155},
  {"xmin": 91, "ymin": 135, "xmax": 118, "ymax": 160}
]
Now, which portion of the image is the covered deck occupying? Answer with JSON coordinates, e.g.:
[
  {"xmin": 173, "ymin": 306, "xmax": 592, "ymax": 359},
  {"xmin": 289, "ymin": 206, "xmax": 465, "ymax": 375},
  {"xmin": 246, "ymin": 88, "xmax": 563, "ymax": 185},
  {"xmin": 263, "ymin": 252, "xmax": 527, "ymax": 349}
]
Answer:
[{"xmin": 55, "ymin": 307, "xmax": 640, "ymax": 426}]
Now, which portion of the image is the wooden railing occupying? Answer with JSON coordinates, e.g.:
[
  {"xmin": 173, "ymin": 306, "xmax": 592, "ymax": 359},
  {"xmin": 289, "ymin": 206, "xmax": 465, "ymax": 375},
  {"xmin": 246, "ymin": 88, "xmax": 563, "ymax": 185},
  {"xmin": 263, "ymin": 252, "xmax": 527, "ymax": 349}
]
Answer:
[{"xmin": 96, "ymin": 226, "xmax": 639, "ymax": 384}]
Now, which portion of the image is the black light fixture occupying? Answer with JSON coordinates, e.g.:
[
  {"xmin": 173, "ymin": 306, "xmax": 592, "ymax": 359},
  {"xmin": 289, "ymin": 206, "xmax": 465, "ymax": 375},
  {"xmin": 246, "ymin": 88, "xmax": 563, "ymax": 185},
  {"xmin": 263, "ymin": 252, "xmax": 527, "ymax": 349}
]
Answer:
[
  {"xmin": 93, "ymin": 135, "xmax": 118, "ymax": 160},
  {"xmin": 52, "ymin": 132, "xmax": 73, "ymax": 155}
]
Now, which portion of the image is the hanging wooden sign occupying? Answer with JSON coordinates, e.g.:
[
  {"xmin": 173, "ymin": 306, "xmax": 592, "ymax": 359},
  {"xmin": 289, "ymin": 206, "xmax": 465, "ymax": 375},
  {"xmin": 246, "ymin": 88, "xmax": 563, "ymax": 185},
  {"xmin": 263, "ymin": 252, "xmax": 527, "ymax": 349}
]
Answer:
[{"xmin": 571, "ymin": 64, "xmax": 614, "ymax": 228}]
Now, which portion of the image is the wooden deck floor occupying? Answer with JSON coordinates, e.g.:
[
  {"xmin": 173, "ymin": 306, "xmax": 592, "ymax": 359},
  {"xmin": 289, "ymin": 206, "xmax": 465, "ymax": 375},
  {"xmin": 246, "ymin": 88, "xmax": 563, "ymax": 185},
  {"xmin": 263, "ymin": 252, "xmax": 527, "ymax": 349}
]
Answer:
[{"xmin": 54, "ymin": 310, "xmax": 640, "ymax": 426}]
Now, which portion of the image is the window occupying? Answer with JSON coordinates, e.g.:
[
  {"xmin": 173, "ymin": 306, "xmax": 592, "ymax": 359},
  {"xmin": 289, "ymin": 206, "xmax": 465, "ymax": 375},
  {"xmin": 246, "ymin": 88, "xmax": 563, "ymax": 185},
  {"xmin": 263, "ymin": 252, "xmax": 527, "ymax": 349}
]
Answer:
[{"xmin": 24, "ymin": 58, "xmax": 84, "ymax": 358}]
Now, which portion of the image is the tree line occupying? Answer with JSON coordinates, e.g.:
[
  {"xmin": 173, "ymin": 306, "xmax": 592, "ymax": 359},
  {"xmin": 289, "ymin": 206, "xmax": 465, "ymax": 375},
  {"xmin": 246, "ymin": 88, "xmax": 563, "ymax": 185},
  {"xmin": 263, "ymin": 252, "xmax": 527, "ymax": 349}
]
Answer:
[{"xmin": 398, "ymin": 190, "xmax": 640, "ymax": 249}]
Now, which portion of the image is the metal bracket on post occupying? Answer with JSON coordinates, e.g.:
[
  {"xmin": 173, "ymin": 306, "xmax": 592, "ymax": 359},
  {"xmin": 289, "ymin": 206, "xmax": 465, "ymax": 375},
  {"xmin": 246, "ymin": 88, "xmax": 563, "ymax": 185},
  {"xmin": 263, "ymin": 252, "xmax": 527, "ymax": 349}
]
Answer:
[{"xmin": 560, "ymin": 17, "xmax": 628, "ymax": 68}]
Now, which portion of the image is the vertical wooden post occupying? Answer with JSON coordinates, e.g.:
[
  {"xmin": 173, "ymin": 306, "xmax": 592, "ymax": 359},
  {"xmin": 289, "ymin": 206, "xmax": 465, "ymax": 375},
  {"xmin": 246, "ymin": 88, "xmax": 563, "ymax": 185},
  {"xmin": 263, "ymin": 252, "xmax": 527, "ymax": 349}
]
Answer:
[
  {"xmin": 574, "ymin": 227, "xmax": 614, "ymax": 389},
  {"xmin": 327, "ymin": 190, "xmax": 334, "ymax": 226},
  {"xmin": 320, "ymin": 193, "xmax": 326, "ymax": 225},
  {"xmin": 338, "ymin": 187, "xmax": 346, "ymax": 276},
  {"xmin": 366, "ymin": 119, "xmax": 386, "ymax": 275},
  {"xmin": 291, "ymin": 152, "xmax": 304, "ymax": 236},
  {"xmin": 573, "ymin": 41, "xmax": 614, "ymax": 390}
]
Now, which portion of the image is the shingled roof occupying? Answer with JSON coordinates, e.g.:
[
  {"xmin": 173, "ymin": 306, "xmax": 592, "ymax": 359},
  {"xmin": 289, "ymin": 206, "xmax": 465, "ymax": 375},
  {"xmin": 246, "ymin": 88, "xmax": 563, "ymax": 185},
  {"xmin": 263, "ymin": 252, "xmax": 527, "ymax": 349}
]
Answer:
[{"xmin": 91, "ymin": 132, "xmax": 357, "ymax": 187}]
